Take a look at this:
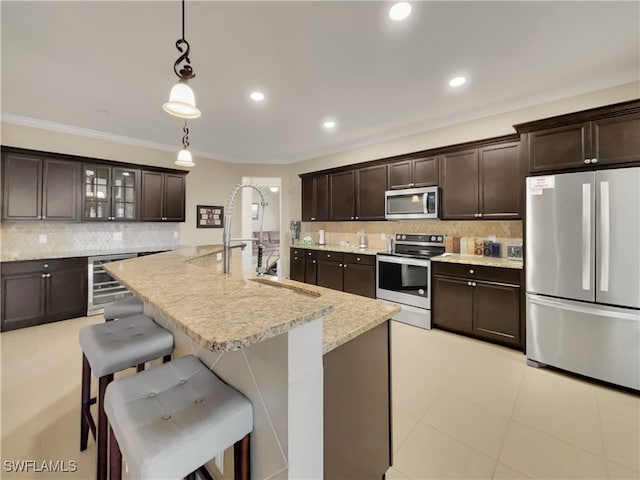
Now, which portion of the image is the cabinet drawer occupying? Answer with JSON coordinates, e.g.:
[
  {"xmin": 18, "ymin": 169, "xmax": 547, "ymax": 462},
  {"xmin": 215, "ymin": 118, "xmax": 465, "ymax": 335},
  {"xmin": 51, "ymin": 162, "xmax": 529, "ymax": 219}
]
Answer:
[
  {"xmin": 319, "ymin": 251, "xmax": 343, "ymax": 262},
  {"xmin": 432, "ymin": 261, "xmax": 520, "ymax": 285},
  {"xmin": 2, "ymin": 257, "xmax": 87, "ymax": 275},
  {"xmin": 343, "ymin": 253, "xmax": 375, "ymax": 266}
]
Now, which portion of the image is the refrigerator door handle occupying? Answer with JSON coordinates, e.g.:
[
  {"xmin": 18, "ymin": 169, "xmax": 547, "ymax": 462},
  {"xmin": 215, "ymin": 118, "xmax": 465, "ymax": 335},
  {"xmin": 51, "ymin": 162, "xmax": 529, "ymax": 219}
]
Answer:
[
  {"xmin": 600, "ymin": 181, "xmax": 610, "ymax": 292},
  {"xmin": 582, "ymin": 183, "xmax": 591, "ymax": 291},
  {"xmin": 527, "ymin": 293, "xmax": 640, "ymax": 321}
]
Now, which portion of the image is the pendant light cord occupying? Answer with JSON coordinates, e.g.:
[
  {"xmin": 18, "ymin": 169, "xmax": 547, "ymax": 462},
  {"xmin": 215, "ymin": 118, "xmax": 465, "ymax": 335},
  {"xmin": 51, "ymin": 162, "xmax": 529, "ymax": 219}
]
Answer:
[
  {"xmin": 181, "ymin": 0, "xmax": 185, "ymax": 41},
  {"xmin": 173, "ymin": 0, "xmax": 195, "ymax": 80}
]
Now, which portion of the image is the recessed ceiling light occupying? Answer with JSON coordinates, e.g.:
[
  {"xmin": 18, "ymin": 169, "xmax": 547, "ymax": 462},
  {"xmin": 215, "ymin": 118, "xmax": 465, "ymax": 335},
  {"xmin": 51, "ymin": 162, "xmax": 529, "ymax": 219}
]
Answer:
[
  {"xmin": 449, "ymin": 76, "xmax": 467, "ymax": 87},
  {"xmin": 250, "ymin": 91, "xmax": 265, "ymax": 102},
  {"xmin": 323, "ymin": 120, "xmax": 336, "ymax": 129},
  {"xmin": 389, "ymin": 2, "xmax": 411, "ymax": 21}
]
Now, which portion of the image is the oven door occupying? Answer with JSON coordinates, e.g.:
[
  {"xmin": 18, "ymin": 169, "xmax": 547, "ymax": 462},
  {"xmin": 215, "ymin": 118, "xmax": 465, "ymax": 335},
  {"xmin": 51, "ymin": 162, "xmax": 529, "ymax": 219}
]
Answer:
[{"xmin": 376, "ymin": 254, "xmax": 430, "ymax": 309}]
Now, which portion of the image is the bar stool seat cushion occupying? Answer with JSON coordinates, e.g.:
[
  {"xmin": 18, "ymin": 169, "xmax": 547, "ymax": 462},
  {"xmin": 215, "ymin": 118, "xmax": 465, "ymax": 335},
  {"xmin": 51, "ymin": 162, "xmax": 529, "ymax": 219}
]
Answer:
[
  {"xmin": 79, "ymin": 314, "xmax": 174, "ymax": 378},
  {"xmin": 105, "ymin": 355, "xmax": 253, "ymax": 480},
  {"xmin": 103, "ymin": 296, "xmax": 144, "ymax": 320}
]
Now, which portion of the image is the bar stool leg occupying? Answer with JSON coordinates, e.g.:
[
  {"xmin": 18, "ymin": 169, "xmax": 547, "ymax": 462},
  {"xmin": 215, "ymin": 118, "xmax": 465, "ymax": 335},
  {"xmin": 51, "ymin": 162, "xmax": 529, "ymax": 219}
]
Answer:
[
  {"xmin": 80, "ymin": 354, "xmax": 91, "ymax": 451},
  {"xmin": 234, "ymin": 433, "xmax": 250, "ymax": 480},
  {"xmin": 163, "ymin": 354, "xmax": 172, "ymax": 364},
  {"xmin": 109, "ymin": 426, "xmax": 122, "ymax": 480},
  {"xmin": 97, "ymin": 374, "xmax": 114, "ymax": 480}
]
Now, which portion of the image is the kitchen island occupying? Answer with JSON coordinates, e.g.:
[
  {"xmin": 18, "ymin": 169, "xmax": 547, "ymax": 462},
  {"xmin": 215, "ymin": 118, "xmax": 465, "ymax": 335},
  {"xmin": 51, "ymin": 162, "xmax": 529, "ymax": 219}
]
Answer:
[{"xmin": 105, "ymin": 245, "xmax": 400, "ymax": 480}]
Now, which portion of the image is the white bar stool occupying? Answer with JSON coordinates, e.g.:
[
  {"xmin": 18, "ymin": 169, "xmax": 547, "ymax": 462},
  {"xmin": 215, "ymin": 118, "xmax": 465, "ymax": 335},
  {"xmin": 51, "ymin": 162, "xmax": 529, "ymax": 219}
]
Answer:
[
  {"xmin": 105, "ymin": 355, "xmax": 253, "ymax": 480},
  {"xmin": 79, "ymin": 314, "xmax": 174, "ymax": 480}
]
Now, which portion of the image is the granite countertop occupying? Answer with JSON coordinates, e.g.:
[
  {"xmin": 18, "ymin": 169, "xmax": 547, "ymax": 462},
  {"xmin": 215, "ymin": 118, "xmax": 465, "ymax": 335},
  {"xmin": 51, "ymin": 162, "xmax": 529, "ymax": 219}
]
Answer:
[
  {"xmin": 291, "ymin": 244, "xmax": 383, "ymax": 256},
  {"xmin": 104, "ymin": 245, "xmax": 399, "ymax": 354},
  {"xmin": 1, "ymin": 245, "xmax": 181, "ymax": 262},
  {"xmin": 431, "ymin": 253, "xmax": 524, "ymax": 270}
]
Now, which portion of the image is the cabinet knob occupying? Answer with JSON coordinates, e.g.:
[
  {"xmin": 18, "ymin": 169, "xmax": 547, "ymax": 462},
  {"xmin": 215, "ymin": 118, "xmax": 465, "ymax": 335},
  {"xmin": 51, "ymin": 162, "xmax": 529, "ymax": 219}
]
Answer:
[
  {"xmin": 591, "ymin": 158, "xmax": 598, "ymax": 164},
  {"xmin": 47, "ymin": 273, "xmax": 51, "ymax": 278},
  {"xmin": 344, "ymin": 264, "xmax": 347, "ymax": 268},
  {"xmin": 312, "ymin": 260, "xmax": 316, "ymax": 264},
  {"xmin": 43, "ymin": 264, "xmax": 48, "ymax": 269},
  {"xmin": 309, "ymin": 252, "xmax": 313, "ymax": 256},
  {"xmin": 311, "ymin": 217, "xmax": 316, "ymax": 221},
  {"xmin": 355, "ymin": 216, "xmax": 359, "ymax": 220},
  {"xmin": 339, "ymin": 264, "xmax": 343, "ymax": 267},
  {"xmin": 584, "ymin": 159, "xmax": 591, "ymax": 164},
  {"xmin": 472, "ymin": 282, "xmax": 476, "ymax": 287},
  {"xmin": 478, "ymin": 213, "xmax": 483, "ymax": 218},
  {"xmin": 294, "ymin": 257, "xmax": 298, "ymax": 260},
  {"xmin": 357, "ymin": 257, "xmax": 361, "ymax": 261},
  {"xmin": 42, "ymin": 273, "xmax": 47, "ymax": 278},
  {"xmin": 411, "ymin": 183, "xmax": 415, "ymax": 187},
  {"xmin": 350, "ymin": 216, "xmax": 354, "ymax": 220},
  {"xmin": 327, "ymin": 254, "xmax": 331, "ymax": 258},
  {"xmin": 469, "ymin": 269, "xmax": 474, "ymax": 274}
]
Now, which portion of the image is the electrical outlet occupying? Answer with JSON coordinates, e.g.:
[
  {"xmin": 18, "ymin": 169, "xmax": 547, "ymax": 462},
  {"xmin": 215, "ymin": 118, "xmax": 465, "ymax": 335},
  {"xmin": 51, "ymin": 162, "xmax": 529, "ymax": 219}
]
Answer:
[
  {"xmin": 38, "ymin": 234, "xmax": 47, "ymax": 244},
  {"xmin": 113, "ymin": 232, "xmax": 123, "ymax": 241},
  {"xmin": 380, "ymin": 233, "xmax": 387, "ymax": 240},
  {"xmin": 216, "ymin": 252, "xmax": 222, "ymax": 261},
  {"xmin": 173, "ymin": 231, "xmax": 179, "ymax": 239}
]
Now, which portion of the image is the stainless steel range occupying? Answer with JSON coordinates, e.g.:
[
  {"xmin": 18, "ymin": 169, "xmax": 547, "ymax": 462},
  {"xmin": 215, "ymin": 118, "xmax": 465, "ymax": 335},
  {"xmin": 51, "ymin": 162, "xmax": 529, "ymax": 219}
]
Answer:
[{"xmin": 376, "ymin": 233, "xmax": 445, "ymax": 330}]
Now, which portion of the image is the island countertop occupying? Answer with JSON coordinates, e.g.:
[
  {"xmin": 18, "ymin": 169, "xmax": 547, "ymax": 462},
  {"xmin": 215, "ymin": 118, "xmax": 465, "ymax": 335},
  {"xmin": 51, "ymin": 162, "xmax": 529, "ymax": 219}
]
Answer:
[{"xmin": 104, "ymin": 245, "xmax": 400, "ymax": 354}]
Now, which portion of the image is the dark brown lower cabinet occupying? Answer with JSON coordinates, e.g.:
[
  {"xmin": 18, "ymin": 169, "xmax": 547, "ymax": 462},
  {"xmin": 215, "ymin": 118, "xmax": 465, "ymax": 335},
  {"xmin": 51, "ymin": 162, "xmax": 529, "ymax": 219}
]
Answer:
[
  {"xmin": 324, "ymin": 320, "xmax": 391, "ymax": 479},
  {"xmin": 305, "ymin": 257, "xmax": 317, "ymax": 284},
  {"xmin": 432, "ymin": 262, "xmax": 522, "ymax": 349},
  {"xmin": 1, "ymin": 257, "xmax": 87, "ymax": 332},
  {"xmin": 290, "ymin": 249, "xmax": 306, "ymax": 282},
  {"xmin": 317, "ymin": 259, "xmax": 344, "ymax": 291}
]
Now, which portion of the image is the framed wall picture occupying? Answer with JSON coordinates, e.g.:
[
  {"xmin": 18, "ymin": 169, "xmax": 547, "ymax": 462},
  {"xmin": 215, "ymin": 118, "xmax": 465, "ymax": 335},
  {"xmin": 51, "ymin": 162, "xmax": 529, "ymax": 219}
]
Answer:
[
  {"xmin": 251, "ymin": 203, "xmax": 259, "ymax": 220},
  {"xmin": 196, "ymin": 205, "xmax": 224, "ymax": 228}
]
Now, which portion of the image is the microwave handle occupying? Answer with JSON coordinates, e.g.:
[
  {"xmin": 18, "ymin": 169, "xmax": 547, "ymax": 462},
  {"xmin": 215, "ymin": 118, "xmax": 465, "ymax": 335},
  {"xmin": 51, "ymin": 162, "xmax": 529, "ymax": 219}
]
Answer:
[{"xmin": 422, "ymin": 193, "xmax": 428, "ymax": 214}]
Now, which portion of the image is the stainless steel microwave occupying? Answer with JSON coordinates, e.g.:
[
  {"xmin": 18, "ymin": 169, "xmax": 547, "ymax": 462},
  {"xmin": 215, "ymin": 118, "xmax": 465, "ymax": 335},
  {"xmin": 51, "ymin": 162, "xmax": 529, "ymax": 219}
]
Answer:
[{"xmin": 385, "ymin": 186, "xmax": 440, "ymax": 220}]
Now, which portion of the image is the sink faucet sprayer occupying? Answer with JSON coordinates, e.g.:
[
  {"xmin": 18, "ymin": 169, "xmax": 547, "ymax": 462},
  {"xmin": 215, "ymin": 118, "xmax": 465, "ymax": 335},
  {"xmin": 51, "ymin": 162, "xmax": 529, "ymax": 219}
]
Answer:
[{"xmin": 223, "ymin": 182, "xmax": 268, "ymax": 275}]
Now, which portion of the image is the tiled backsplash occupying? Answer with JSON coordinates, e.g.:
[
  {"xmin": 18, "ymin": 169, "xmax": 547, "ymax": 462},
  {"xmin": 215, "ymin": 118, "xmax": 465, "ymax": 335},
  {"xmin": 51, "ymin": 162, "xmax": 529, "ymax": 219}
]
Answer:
[
  {"xmin": 1, "ymin": 222, "xmax": 180, "ymax": 258},
  {"xmin": 301, "ymin": 220, "xmax": 523, "ymax": 253}
]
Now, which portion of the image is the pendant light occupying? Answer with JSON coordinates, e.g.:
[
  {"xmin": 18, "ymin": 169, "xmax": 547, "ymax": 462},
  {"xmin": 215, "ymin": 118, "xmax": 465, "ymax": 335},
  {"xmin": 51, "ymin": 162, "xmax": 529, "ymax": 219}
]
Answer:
[
  {"xmin": 163, "ymin": 0, "xmax": 201, "ymax": 119},
  {"xmin": 175, "ymin": 121, "xmax": 196, "ymax": 167}
]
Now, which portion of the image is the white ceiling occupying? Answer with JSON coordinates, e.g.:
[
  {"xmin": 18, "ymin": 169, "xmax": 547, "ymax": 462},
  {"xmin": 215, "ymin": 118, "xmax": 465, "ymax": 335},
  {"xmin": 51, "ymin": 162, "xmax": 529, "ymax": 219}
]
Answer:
[{"xmin": 2, "ymin": 1, "xmax": 638, "ymax": 164}]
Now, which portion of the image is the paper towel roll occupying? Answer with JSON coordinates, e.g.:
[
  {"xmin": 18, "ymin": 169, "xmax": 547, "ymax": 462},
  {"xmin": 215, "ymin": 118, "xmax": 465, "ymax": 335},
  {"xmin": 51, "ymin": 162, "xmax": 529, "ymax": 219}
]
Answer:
[{"xmin": 318, "ymin": 229, "xmax": 326, "ymax": 245}]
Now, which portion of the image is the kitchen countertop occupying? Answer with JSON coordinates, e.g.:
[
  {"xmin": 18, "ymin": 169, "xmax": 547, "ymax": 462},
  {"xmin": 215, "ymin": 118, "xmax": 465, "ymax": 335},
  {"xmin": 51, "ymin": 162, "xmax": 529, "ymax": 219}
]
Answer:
[
  {"xmin": 104, "ymin": 245, "xmax": 400, "ymax": 354},
  {"xmin": 0, "ymin": 245, "xmax": 181, "ymax": 262},
  {"xmin": 291, "ymin": 244, "xmax": 383, "ymax": 256},
  {"xmin": 431, "ymin": 253, "xmax": 524, "ymax": 269}
]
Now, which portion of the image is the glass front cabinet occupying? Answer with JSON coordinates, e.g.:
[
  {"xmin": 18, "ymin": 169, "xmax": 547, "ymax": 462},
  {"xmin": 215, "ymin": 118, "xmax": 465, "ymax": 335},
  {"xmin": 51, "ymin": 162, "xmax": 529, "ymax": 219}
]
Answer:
[{"xmin": 82, "ymin": 164, "xmax": 140, "ymax": 221}]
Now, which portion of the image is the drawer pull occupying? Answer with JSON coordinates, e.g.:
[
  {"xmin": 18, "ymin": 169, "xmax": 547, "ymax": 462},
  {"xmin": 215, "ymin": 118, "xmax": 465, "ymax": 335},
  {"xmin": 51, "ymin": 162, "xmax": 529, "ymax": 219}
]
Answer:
[
  {"xmin": 43, "ymin": 264, "xmax": 49, "ymax": 269},
  {"xmin": 357, "ymin": 257, "xmax": 361, "ymax": 261},
  {"xmin": 327, "ymin": 254, "xmax": 331, "ymax": 258},
  {"xmin": 339, "ymin": 264, "xmax": 343, "ymax": 267},
  {"xmin": 344, "ymin": 264, "xmax": 347, "ymax": 268},
  {"xmin": 469, "ymin": 269, "xmax": 474, "ymax": 274}
]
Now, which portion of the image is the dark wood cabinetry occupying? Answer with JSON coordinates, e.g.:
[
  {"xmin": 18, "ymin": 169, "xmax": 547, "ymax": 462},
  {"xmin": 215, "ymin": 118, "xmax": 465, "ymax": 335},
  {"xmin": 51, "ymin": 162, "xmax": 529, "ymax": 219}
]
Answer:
[
  {"xmin": 388, "ymin": 156, "xmax": 438, "ymax": 189},
  {"xmin": 432, "ymin": 262, "xmax": 522, "ymax": 348},
  {"xmin": 82, "ymin": 164, "xmax": 140, "ymax": 221},
  {"xmin": 302, "ymin": 175, "xmax": 329, "ymax": 222},
  {"xmin": 141, "ymin": 171, "xmax": 186, "ymax": 222},
  {"xmin": 290, "ymin": 248, "xmax": 375, "ymax": 298},
  {"xmin": 2, "ymin": 153, "xmax": 79, "ymax": 221},
  {"xmin": 1, "ymin": 257, "xmax": 87, "ymax": 331},
  {"xmin": 440, "ymin": 142, "xmax": 521, "ymax": 220},
  {"xmin": 515, "ymin": 100, "xmax": 640, "ymax": 173},
  {"xmin": 329, "ymin": 171, "xmax": 355, "ymax": 221},
  {"xmin": 355, "ymin": 165, "xmax": 387, "ymax": 220}
]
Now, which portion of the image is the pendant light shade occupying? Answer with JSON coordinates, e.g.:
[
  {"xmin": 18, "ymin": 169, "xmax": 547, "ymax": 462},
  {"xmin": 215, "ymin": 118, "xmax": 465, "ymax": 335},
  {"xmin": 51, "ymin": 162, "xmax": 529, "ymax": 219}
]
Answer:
[
  {"xmin": 164, "ymin": 80, "xmax": 201, "ymax": 119},
  {"xmin": 175, "ymin": 148, "xmax": 195, "ymax": 167}
]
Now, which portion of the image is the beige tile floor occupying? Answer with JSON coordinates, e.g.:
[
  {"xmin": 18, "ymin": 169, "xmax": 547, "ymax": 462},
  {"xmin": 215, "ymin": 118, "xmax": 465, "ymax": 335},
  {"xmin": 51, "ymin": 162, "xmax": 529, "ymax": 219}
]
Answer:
[{"xmin": 1, "ymin": 316, "xmax": 638, "ymax": 480}]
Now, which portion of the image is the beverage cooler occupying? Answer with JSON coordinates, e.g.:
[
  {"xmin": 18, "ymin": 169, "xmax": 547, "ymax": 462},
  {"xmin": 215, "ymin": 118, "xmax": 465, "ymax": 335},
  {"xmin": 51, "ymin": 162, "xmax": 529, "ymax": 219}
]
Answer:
[{"xmin": 87, "ymin": 253, "xmax": 137, "ymax": 315}]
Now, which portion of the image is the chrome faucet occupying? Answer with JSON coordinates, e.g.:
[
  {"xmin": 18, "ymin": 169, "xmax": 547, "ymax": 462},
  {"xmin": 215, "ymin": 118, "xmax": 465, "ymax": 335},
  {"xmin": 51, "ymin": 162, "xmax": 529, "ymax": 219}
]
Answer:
[{"xmin": 223, "ymin": 182, "xmax": 268, "ymax": 275}]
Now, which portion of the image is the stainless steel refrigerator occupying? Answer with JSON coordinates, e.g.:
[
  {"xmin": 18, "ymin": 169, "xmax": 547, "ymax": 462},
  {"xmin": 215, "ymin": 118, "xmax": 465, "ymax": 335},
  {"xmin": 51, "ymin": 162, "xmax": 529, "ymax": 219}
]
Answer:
[{"xmin": 526, "ymin": 167, "xmax": 640, "ymax": 390}]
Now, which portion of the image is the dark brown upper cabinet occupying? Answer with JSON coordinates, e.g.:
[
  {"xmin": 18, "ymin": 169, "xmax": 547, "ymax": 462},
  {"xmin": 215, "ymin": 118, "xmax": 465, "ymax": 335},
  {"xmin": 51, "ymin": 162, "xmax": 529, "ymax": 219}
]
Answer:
[
  {"xmin": 440, "ymin": 142, "xmax": 521, "ymax": 220},
  {"xmin": 82, "ymin": 164, "xmax": 140, "ymax": 221},
  {"xmin": 2, "ymin": 152, "xmax": 79, "ymax": 221},
  {"xmin": 329, "ymin": 170, "xmax": 355, "ymax": 221},
  {"xmin": 515, "ymin": 100, "xmax": 640, "ymax": 173},
  {"xmin": 141, "ymin": 171, "xmax": 186, "ymax": 222},
  {"xmin": 387, "ymin": 156, "xmax": 438, "ymax": 189},
  {"xmin": 355, "ymin": 164, "xmax": 387, "ymax": 220},
  {"xmin": 302, "ymin": 174, "xmax": 329, "ymax": 221}
]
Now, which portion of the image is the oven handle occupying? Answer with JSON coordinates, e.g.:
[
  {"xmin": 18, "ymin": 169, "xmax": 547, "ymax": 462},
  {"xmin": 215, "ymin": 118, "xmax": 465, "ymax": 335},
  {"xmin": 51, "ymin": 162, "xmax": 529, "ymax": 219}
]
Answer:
[{"xmin": 376, "ymin": 255, "xmax": 430, "ymax": 268}]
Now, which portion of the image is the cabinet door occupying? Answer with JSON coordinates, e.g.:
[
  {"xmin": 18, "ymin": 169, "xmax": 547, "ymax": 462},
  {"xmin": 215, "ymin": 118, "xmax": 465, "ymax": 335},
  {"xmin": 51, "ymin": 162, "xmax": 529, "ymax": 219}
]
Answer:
[
  {"xmin": 356, "ymin": 165, "xmax": 387, "ymax": 220},
  {"xmin": 432, "ymin": 276, "xmax": 473, "ymax": 333},
  {"xmin": 479, "ymin": 142, "xmax": 521, "ymax": 219},
  {"xmin": 528, "ymin": 123, "xmax": 590, "ymax": 172},
  {"xmin": 343, "ymin": 263, "xmax": 375, "ymax": 298},
  {"xmin": 473, "ymin": 281, "xmax": 520, "ymax": 345},
  {"xmin": 82, "ymin": 164, "xmax": 112, "ymax": 221},
  {"xmin": 593, "ymin": 113, "xmax": 640, "ymax": 166},
  {"xmin": 314, "ymin": 175, "xmax": 329, "ymax": 221},
  {"xmin": 412, "ymin": 156, "xmax": 438, "ymax": 187},
  {"xmin": 112, "ymin": 167, "xmax": 140, "ymax": 221},
  {"xmin": 305, "ymin": 258, "xmax": 318, "ymax": 284},
  {"xmin": 439, "ymin": 149, "xmax": 479, "ymax": 219},
  {"xmin": 317, "ymin": 260, "xmax": 344, "ymax": 291},
  {"xmin": 43, "ymin": 159, "xmax": 79, "ymax": 221},
  {"xmin": 1, "ymin": 272, "xmax": 46, "ymax": 331},
  {"xmin": 290, "ymin": 252, "xmax": 306, "ymax": 282},
  {"xmin": 329, "ymin": 171, "xmax": 355, "ymax": 221},
  {"xmin": 388, "ymin": 160, "xmax": 413, "ymax": 189},
  {"xmin": 141, "ymin": 171, "xmax": 164, "ymax": 221},
  {"xmin": 2, "ymin": 153, "xmax": 42, "ymax": 220},
  {"xmin": 301, "ymin": 176, "xmax": 314, "ymax": 221},
  {"xmin": 163, "ymin": 174, "xmax": 186, "ymax": 221},
  {"xmin": 46, "ymin": 266, "xmax": 87, "ymax": 322}
]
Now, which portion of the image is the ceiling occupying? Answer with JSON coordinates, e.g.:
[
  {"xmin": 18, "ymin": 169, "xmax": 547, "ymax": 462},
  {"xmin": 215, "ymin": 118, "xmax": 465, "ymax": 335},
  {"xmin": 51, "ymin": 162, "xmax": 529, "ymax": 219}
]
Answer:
[{"xmin": 1, "ymin": 1, "xmax": 638, "ymax": 164}]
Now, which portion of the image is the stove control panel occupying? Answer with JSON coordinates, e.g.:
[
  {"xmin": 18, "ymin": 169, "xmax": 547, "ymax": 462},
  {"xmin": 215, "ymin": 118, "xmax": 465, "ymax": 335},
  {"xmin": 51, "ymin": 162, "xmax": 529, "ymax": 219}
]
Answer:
[{"xmin": 395, "ymin": 233, "xmax": 445, "ymax": 245}]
